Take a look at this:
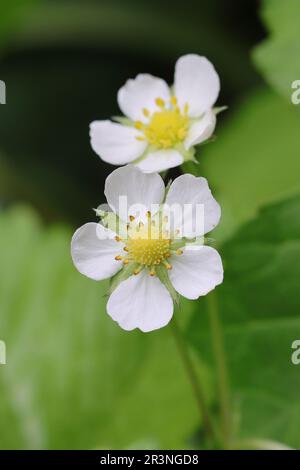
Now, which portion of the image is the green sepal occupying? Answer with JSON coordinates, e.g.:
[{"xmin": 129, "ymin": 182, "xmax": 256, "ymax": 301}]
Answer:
[
  {"xmin": 95, "ymin": 209, "xmax": 128, "ymax": 239},
  {"xmin": 213, "ymin": 105, "xmax": 228, "ymax": 115},
  {"xmin": 155, "ymin": 265, "xmax": 180, "ymax": 306},
  {"xmin": 109, "ymin": 262, "xmax": 140, "ymax": 294},
  {"xmin": 112, "ymin": 116, "xmax": 135, "ymax": 127}
]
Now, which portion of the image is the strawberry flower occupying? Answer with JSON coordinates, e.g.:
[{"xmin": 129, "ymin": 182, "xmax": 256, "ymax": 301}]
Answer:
[
  {"xmin": 90, "ymin": 54, "xmax": 221, "ymax": 173},
  {"xmin": 71, "ymin": 166, "xmax": 223, "ymax": 332}
]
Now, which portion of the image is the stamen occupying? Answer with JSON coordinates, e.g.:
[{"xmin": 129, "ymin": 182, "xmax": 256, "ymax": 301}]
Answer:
[
  {"xmin": 129, "ymin": 215, "xmax": 135, "ymax": 222},
  {"xmin": 134, "ymin": 268, "xmax": 141, "ymax": 275},
  {"xmin": 115, "ymin": 235, "xmax": 122, "ymax": 242},
  {"xmin": 143, "ymin": 108, "xmax": 150, "ymax": 117},
  {"xmin": 149, "ymin": 269, "xmax": 156, "ymax": 276},
  {"xmin": 135, "ymin": 121, "xmax": 143, "ymax": 130},
  {"xmin": 163, "ymin": 261, "xmax": 172, "ymax": 270},
  {"xmin": 123, "ymin": 259, "xmax": 129, "ymax": 265},
  {"xmin": 115, "ymin": 255, "xmax": 122, "ymax": 261},
  {"xmin": 155, "ymin": 97, "xmax": 165, "ymax": 108},
  {"xmin": 135, "ymin": 136, "xmax": 145, "ymax": 141},
  {"xmin": 171, "ymin": 96, "xmax": 177, "ymax": 106},
  {"xmin": 123, "ymin": 246, "xmax": 129, "ymax": 252},
  {"xmin": 146, "ymin": 211, "xmax": 151, "ymax": 218},
  {"xmin": 184, "ymin": 103, "xmax": 189, "ymax": 114},
  {"xmin": 176, "ymin": 249, "xmax": 183, "ymax": 255}
]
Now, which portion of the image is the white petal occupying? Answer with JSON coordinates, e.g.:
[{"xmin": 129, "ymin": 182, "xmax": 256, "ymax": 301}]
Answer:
[
  {"xmin": 117, "ymin": 74, "xmax": 170, "ymax": 122},
  {"xmin": 105, "ymin": 165, "xmax": 165, "ymax": 222},
  {"xmin": 90, "ymin": 120, "xmax": 147, "ymax": 165},
  {"xmin": 169, "ymin": 246, "xmax": 223, "ymax": 299},
  {"xmin": 174, "ymin": 54, "xmax": 220, "ymax": 117},
  {"xmin": 184, "ymin": 110, "xmax": 216, "ymax": 149},
  {"xmin": 107, "ymin": 271, "xmax": 173, "ymax": 332},
  {"xmin": 165, "ymin": 174, "xmax": 221, "ymax": 237},
  {"xmin": 71, "ymin": 223, "xmax": 124, "ymax": 281},
  {"xmin": 136, "ymin": 149, "xmax": 184, "ymax": 173}
]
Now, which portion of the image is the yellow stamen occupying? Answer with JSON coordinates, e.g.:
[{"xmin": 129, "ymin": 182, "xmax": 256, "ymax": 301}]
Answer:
[
  {"xmin": 143, "ymin": 108, "xmax": 150, "ymax": 117},
  {"xmin": 123, "ymin": 259, "xmax": 129, "ymax": 265},
  {"xmin": 136, "ymin": 136, "xmax": 145, "ymax": 141},
  {"xmin": 135, "ymin": 121, "xmax": 143, "ymax": 130},
  {"xmin": 115, "ymin": 255, "xmax": 122, "ymax": 261},
  {"xmin": 176, "ymin": 249, "xmax": 183, "ymax": 255},
  {"xmin": 129, "ymin": 215, "xmax": 135, "ymax": 222},
  {"xmin": 115, "ymin": 235, "xmax": 122, "ymax": 242},
  {"xmin": 141, "ymin": 103, "xmax": 189, "ymax": 149},
  {"xmin": 171, "ymin": 96, "xmax": 177, "ymax": 106},
  {"xmin": 155, "ymin": 97, "xmax": 165, "ymax": 108}
]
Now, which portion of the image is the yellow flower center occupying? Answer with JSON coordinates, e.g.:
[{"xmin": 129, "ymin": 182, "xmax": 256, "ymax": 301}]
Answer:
[
  {"xmin": 135, "ymin": 97, "xmax": 189, "ymax": 149},
  {"xmin": 126, "ymin": 225, "xmax": 170, "ymax": 266}
]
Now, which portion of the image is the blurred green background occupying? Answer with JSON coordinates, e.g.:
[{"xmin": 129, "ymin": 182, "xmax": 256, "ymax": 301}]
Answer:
[{"xmin": 0, "ymin": 0, "xmax": 300, "ymax": 450}]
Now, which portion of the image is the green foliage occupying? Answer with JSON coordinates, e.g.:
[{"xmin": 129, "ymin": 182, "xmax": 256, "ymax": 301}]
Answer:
[
  {"xmin": 253, "ymin": 0, "xmax": 300, "ymax": 103},
  {"xmin": 187, "ymin": 194, "xmax": 300, "ymax": 448},
  {"xmin": 0, "ymin": 206, "xmax": 211, "ymax": 449},
  {"xmin": 189, "ymin": 89, "xmax": 300, "ymax": 240}
]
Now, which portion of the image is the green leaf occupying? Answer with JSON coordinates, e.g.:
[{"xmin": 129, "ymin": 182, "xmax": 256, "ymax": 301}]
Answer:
[
  {"xmin": 253, "ymin": 0, "xmax": 300, "ymax": 104},
  {"xmin": 187, "ymin": 194, "xmax": 300, "ymax": 448},
  {"xmin": 196, "ymin": 89, "xmax": 300, "ymax": 240},
  {"xmin": 0, "ymin": 205, "xmax": 210, "ymax": 449}
]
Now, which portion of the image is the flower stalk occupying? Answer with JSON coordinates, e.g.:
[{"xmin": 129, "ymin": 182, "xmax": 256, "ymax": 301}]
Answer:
[
  {"xmin": 171, "ymin": 316, "xmax": 216, "ymax": 446},
  {"xmin": 207, "ymin": 291, "xmax": 232, "ymax": 449}
]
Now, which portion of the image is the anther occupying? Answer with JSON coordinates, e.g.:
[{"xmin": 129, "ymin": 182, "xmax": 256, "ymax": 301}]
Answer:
[
  {"xmin": 115, "ymin": 255, "xmax": 122, "ymax": 261},
  {"xmin": 171, "ymin": 96, "xmax": 177, "ymax": 106},
  {"xmin": 135, "ymin": 121, "xmax": 143, "ymax": 130},
  {"xmin": 176, "ymin": 249, "xmax": 183, "ymax": 255},
  {"xmin": 123, "ymin": 246, "xmax": 129, "ymax": 252},
  {"xmin": 115, "ymin": 235, "xmax": 122, "ymax": 242},
  {"xmin": 143, "ymin": 108, "xmax": 150, "ymax": 117},
  {"xmin": 155, "ymin": 97, "xmax": 165, "ymax": 108},
  {"xmin": 134, "ymin": 268, "xmax": 141, "ymax": 275},
  {"xmin": 129, "ymin": 215, "xmax": 135, "ymax": 222},
  {"xmin": 123, "ymin": 259, "xmax": 129, "ymax": 265}
]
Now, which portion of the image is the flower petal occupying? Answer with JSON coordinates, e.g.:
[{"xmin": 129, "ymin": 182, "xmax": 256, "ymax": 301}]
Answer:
[
  {"xmin": 169, "ymin": 246, "xmax": 223, "ymax": 299},
  {"xmin": 71, "ymin": 223, "xmax": 124, "ymax": 281},
  {"xmin": 136, "ymin": 149, "xmax": 184, "ymax": 173},
  {"xmin": 107, "ymin": 271, "xmax": 173, "ymax": 332},
  {"xmin": 174, "ymin": 54, "xmax": 220, "ymax": 117},
  {"xmin": 184, "ymin": 110, "xmax": 216, "ymax": 149},
  {"xmin": 165, "ymin": 174, "xmax": 221, "ymax": 237},
  {"xmin": 117, "ymin": 74, "xmax": 170, "ymax": 122},
  {"xmin": 90, "ymin": 120, "xmax": 147, "ymax": 165},
  {"xmin": 104, "ymin": 165, "xmax": 165, "ymax": 222}
]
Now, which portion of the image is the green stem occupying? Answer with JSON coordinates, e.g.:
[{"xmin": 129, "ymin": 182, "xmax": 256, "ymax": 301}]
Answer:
[
  {"xmin": 207, "ymin": 291, "xmax": 231, "ymax": 449},
  {"xmin": 171, "ymin": 317, "xmax": 216, "ymax": 446}
]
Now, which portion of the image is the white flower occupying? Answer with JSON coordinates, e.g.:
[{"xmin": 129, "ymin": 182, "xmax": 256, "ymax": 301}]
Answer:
[
  {"xmin": 71, "ymin": 165, "xmax": 223, "ymax": 332},
  {"xmin": 90, "ymin": 54, "xmax": 220, "ymax": 173}
]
